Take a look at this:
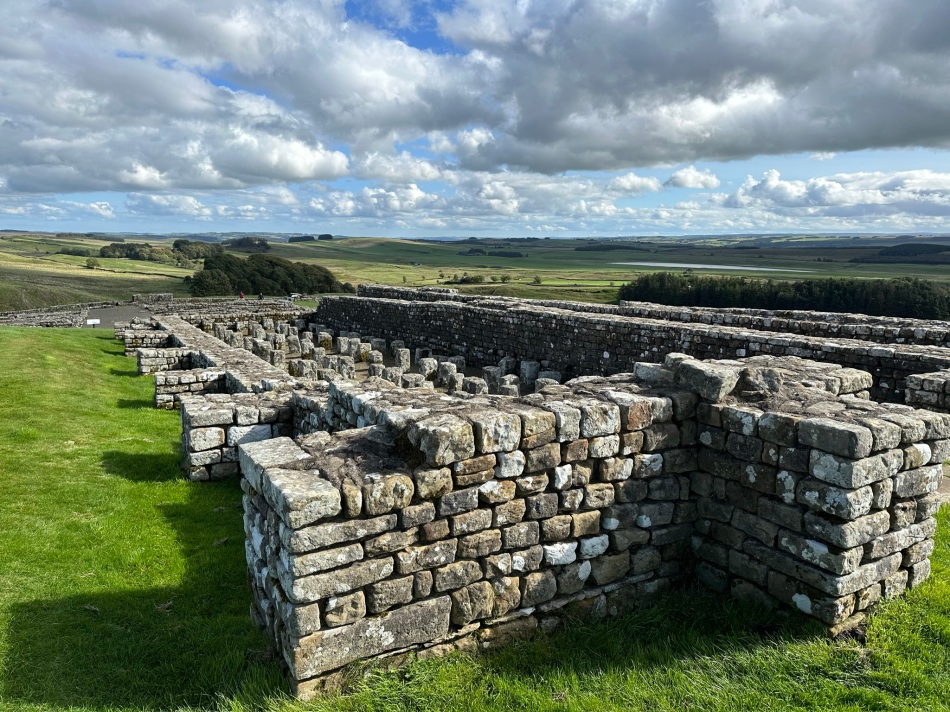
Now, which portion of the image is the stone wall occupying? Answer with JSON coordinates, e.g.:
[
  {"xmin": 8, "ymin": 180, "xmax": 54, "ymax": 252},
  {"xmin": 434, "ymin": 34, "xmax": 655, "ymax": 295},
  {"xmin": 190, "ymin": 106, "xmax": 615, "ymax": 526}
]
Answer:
[
  {"xmin": 359, "ymin": 285, "xmax": 950, "ymax": 347},
  {"xmin": 229, "ymin": 352, "xmax": 945, "ymax": 696},
  {"xmin": 314, "ymin": 293, "xmax": 950, "ymax": 407},
  {"xmin": 0, "ymin": 300, "xmax": 121, "ymax": 328},
  {"xmin": 239, "ymin": 372, "xmax": 701, "ymax": 697},
  {"xmin": 179, "ymin": 392, "xmax": 295, "ymax": 481}
]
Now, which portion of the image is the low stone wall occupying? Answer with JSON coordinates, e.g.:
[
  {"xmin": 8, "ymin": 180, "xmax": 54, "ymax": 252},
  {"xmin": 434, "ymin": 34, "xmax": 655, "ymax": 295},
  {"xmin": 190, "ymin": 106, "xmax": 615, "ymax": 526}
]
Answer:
[
  {"xmin": 314, "ymin": 293, "xmax": 950, "ymax": 408},
  {"xmin": 359, "ymin": 285, "xmax": 950, "ymax": 347},
  {"xmin": 907, "ymin": 369, "xmax": 950, "ymax": 411},
  {"xmin": 179, "ymin": 393, "xmax": 295, "ymax": 481},
  {"xmin": 240, "ymin": 373, "xmax": 700, "ymax": 697},
  {"xmin": 155, "ymin": 369, "xmax": 227, "ymax": 409},
  {"xmin": 0, "ymin": 300, "xmax": 121, "ymax": 328},
  {"xmin": 228, "ymin": 352, "xmax": 945, "ymax": 696}
]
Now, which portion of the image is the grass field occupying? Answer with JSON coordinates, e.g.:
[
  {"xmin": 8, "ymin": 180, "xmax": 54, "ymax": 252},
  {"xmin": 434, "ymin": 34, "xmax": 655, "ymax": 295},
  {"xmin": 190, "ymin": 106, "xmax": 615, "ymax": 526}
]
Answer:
[
  {"xmin": 5, "ymin": 232, "xmax": 950, "ymax": 312},
  {"xmin": 2, "ymin": 328, "xmax": 950, "ymax": 711}
]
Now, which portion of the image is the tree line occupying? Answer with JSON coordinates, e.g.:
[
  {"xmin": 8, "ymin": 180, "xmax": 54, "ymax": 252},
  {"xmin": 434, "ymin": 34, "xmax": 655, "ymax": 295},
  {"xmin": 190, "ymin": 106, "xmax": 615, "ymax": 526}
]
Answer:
[{"xmin": 617, "ymin": 272, "xmax": 950, "ymax": 319}]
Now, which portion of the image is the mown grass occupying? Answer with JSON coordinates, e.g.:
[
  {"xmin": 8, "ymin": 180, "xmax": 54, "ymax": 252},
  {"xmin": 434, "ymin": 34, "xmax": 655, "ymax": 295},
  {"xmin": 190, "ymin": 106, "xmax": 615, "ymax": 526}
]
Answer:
[{"xmin": 1, "ymin": 328, "xmax": 950, "ymax": 711}]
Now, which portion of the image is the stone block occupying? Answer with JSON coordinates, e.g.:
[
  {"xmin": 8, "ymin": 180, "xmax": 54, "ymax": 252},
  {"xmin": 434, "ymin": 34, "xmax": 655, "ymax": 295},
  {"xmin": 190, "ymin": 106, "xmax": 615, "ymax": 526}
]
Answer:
[
  {"xmin": 521, "ymin": 570, "xmax": 557, "ymax": 606},
  {"xmin": 796, "ymin": 478, "xmax": 873, "ymax": 520},
  {"xmin": 469, "ymin": 410, "xmax": 522, "ymax": 454},
  {"xmin": 808, "ymin": 449, "xmax": 901, "ymax": 489},
  {"xmin": 287, "ymin": 557, "xmax": 394, "ymax": 604},
  {"xmin": 408, "ymin": 414, "xmax": 476, "ymax": 466},
  {"xmin": 451, "ymin": 581, "xmax": 495, "ymax": 625},
  {"xmin": 362, "ymin": 473, "xmax": 414, "ymax": 515},
  {"xmin": 798, "ymin": 418, "xmax": 873, "ymax": 459},
  {"xmin": 288, "ymin": 597, "xmax": 452, "ymax": 680}
]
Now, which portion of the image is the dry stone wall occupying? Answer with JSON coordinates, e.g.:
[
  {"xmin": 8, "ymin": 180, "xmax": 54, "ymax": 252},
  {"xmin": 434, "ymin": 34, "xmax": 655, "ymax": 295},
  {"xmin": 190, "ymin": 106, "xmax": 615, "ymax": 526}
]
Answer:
[
  {"xmin": 107, "ymin": 287, "xmax": 950, "ymax": 696},
  {"xmin": 360, "ymin": 285, "xmax": 950, "ymax": 347},
  {"xmin": 314, "ymin": 292, "xmax": 950, "ymax": 408},
  {"xmin": 232, "ymin": 352, "xmax": 945, "ymax": 696}
]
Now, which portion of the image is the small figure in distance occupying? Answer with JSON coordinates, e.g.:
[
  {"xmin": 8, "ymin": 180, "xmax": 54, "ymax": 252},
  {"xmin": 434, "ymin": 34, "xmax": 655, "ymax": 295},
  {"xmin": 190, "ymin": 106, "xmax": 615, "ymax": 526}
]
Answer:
[
  {"xmin": 239, "ymin": 291, "xmax": 244, "ymax": 300},
  {"xmin": 258, "ymin": 292, "xmax": 264, "ymax": 301}
]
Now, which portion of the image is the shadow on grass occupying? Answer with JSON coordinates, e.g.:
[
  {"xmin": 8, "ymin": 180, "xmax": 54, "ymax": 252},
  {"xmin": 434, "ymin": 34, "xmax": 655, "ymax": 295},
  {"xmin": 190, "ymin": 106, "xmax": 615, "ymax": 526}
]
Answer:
[
  {"xmin": 115, "ymin": 397, "xmax": 155, "ymax": 410},
  {"xmin": 100, "ymin": 450, "xmax": 182, "ymax": 483},
  {"xmin": 1, "ymin": 458, "xmax": 285, "ymax": 711},
  {"xmin": 109, "ymin": 366, "xmax": 140, "ymax": 377}
]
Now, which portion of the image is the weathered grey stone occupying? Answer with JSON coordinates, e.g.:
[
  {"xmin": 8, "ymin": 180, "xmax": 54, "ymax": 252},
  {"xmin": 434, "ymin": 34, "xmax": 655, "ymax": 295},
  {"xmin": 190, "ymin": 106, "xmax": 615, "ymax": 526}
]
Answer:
[
  {"xmin": 492, "ymin": 576, "xmax": 523, "ymax": 616},
  {"xmin": 364, "ymin": 529, "xmax": 418, "ymax": 556},
  {"xmin": 414, "ymin": 467, "xmax": 453, "ymax": 500},
  {"xmin": 590, "ymin": 552, "xmax": 631, "ymax": 585},
  {"xmin": 259, "ymin": 469, "xmax": 342, "ymax": 530},
  {"xmin": 434, "ymin": 560, "xmax": 483, "ymax": 591},
  {"xmin": 288, "ymin": 597, "xmax": 452, "ymax": 679},
  {"xmin": 396, "ymin": 539, "xmax": 458, "ymax": 573},
  {"xmin": 362, "ymin": 473, "xmax": 414, "ymax": 515},
  {"xmin": 796, "ymin": 478, "xmax": 873, "ymax": 520},
  {"xmin": 366, "ymin": 576, "xmax": 415, "ymax": 614},
  {"xmin": 439, "ymin": 486, "xmax": 479, "ymax": 516},
  {"xmin": 801, "ymin": 509, "xmax": 891, "ymax": 549},
  {"xmin": 282, "ymin": 515, "xmax": 397, "ymax": 553},
  {"xmin": 777, "ymin": 531, "xmax": 863, "ymax": 574},
  {"xmin": 408, "ymin": 414, "xmax": 476, "ymax": 466},
  {"xmin": 503, "ymin": 521, "xmax": 539, "ymax": 548},
  {"xmin": 227, "ymin": 423, "xmax": 272, "ymax": 447},
  {"xmin": 893, "ymin": 465, "xmax": 942, "ymax": 497},
  {"xmin": 543, "ymin": 541, "xmax": 578, "ymax": 565},
  {"xmin": 451, "ymin": 581, "xmax": 495, "ymax": 624},
  {"xmin": 578, "ymin": 534, "xmax": 609, "ymax": 559},
  {"xmin": 469, "ymin": 410, "xmax": 521, "ymax": 454},
  {"xmin": 239, "ymin": 437, "xmax": 311, "ymax": 491},
  {"xmin": 495, "ymin": 450, "xmax": 526, "ymax": 478},
  {"xmin": 579, "ymin": 401, "xmax": 621, "ymax": 438},
  {"xmin": 287, "ymin": 557, "xmax": 394, "ymax": 603},
  {"xmin": 521, "ymin": 569, "xmax": 557, "ymax": 606},
  {"xmin": 798, "ymin": 418, "xmax": 874, "ymax": 459},
  {"xmin": 189, "ymin": 427, "xmax": 226, "ymax": 452},
  {"xmin": 280, "ymin": 543, "xmax": 363, "ymax": 578},
  {"xmin": 746, "ymin": 540, "xmax": 901, "ymax": 596},
  {"xmin": 675, "ymin": 360, "xmax": 740, "ymax": 402},
  {"xmin": 323, "ymin": 591, "xmax": 366, "ymax": 627},
  {"xmin": 863, "ymin": 518, "xmax": 937, "ymax": 560},
  {"xmin": 808, "ymin": 449, "xmax": 901, "ymax": 489}
]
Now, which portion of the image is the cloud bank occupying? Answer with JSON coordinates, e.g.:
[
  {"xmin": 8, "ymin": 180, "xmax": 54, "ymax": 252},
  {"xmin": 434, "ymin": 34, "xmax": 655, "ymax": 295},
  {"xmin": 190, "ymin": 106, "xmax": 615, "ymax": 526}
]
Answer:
[{"xmin": 0, "ymin": 0, "xmax": 948, "ymax": 233}]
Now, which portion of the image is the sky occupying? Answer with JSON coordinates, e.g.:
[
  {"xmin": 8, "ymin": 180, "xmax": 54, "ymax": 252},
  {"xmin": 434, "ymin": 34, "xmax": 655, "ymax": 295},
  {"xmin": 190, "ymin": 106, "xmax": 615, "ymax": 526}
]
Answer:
[{"xmin": 1, "ymin": 0, "xmax": 950, "ymax": 237}]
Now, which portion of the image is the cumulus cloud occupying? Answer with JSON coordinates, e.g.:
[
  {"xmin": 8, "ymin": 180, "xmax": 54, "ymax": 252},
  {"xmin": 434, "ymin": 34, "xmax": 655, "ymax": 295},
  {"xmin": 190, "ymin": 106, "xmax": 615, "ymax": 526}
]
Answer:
[
  {"xmin": 665, "ymin": 166, "xmax": 721, "ymax": 189},
  {"xmin": 2, "ymin": 0, "xmax": 950, "ymax": 234},
  {"xmin": 608, "ymin": 173, "xmax": 664, "ymax": 194},
  {"xmin": 126, "ymin": 193, "xmax": 213, "ymax": 218},
  {"xmin": 721, "ymin": 169, "xmax": 950, "ymax": 218}
]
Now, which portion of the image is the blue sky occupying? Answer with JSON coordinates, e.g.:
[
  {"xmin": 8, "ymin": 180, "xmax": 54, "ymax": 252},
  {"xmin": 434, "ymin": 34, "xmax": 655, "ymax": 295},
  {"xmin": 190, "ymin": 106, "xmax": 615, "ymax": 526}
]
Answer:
[{"xmin": 1, "ymin": 0, "xmax": 949, "ymax": 237}]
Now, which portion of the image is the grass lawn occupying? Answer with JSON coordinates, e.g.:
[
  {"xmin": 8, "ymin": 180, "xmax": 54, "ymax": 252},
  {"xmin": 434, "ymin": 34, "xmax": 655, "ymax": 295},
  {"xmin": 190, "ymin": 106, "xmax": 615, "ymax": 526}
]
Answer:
[{"xmin": 1, "ymin": 328, "xmax": 949, "ymax": 711}]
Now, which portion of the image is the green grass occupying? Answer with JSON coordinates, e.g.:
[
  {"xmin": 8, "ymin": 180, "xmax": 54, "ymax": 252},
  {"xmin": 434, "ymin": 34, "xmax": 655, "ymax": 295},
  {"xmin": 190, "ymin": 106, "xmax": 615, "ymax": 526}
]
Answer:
[
  {"xmin": 5, "ymin": 233, "xmax": 950, "ymax": 312},
  {"xmin": 1, "ymin": 328, "xmax": 950, "ymax": 710}
]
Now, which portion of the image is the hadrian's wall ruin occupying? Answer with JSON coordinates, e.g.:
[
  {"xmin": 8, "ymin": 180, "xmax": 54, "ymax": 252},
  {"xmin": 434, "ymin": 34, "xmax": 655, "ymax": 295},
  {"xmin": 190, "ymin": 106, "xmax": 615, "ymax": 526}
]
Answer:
[
  {"xmin": 104, "ymin": 288, "xmax": 950, "ymax": 699},
  {"xmin": 316, "ymin": 286, "xmax": 950, "ymax": 410}
]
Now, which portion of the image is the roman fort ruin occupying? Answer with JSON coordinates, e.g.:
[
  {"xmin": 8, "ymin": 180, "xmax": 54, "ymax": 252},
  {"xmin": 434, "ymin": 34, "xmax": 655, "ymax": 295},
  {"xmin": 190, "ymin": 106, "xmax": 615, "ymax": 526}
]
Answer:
[{"xmin": 6, "ymin": 286, "xmax": 950, "ymax": 698}]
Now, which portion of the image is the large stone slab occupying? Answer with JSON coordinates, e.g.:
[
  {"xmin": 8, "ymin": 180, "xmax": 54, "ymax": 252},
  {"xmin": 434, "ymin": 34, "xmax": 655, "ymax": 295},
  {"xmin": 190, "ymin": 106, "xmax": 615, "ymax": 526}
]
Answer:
[
  {"xmin": 288, "ymin": 596, "xmax": 452, "ymax": 679},
  {"xmin": 239, "ymin": 437, "xmax": 311, "ymax": 491}
]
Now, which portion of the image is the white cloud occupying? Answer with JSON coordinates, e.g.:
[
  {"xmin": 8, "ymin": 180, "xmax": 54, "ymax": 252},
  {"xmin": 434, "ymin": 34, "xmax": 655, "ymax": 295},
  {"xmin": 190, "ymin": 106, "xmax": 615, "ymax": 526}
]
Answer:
[
  {"xmin": 126, "ymin": 193, "xmax": 213, "ymax": 218},
  {"xmin": 665, "ymin": 166, "xmax": 721, "ymax": 189},
  {"xmin": 609, "ymin": 173, "xmax": 664, "ymax": 194}
]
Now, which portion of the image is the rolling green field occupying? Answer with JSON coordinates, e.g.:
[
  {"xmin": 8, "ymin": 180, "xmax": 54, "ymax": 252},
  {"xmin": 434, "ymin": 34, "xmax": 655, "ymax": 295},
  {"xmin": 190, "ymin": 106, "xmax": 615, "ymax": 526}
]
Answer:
[
  {"xmin": 3, "ymin": 231, "xmax": 950, "ymax": 312},
  {"xmin": 2, "ymin": 328, "xmax": 950, "ymax": 711},
  {"xmin": 0, "ymin": 234, "xmax": 192, "ymax": 311}
]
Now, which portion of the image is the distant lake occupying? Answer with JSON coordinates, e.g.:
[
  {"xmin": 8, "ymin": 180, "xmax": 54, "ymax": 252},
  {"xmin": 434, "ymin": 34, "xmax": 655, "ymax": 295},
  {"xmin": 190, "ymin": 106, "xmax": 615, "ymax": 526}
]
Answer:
[{"xmin": 612, "ymin": 261, "xmax": 813, "ymax": 273}]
